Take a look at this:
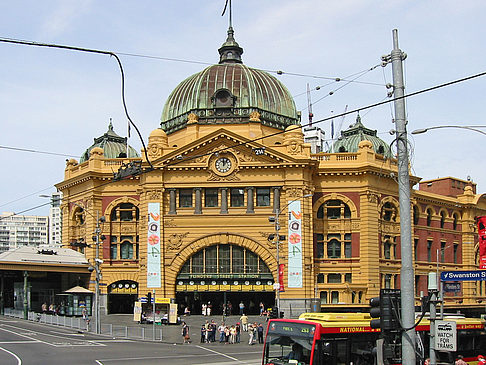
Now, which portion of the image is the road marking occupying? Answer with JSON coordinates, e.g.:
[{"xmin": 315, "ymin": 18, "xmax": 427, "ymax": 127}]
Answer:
[
  {"xmin": 0, "ymin": 341, "xmax": 38, "ymax": 344},
  {"xmin": 195, "ymin": 345, "xmax": 243, "ymax": 363},
  {"xmin": 0, "ymin": 346, "xmax": 22, "ymax": 365}
]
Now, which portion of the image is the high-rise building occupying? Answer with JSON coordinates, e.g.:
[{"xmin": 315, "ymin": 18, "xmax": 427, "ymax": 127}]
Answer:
[
  {"xmin": 0, "ymin": 213, "xmax": 49, "ymax": 252},
  {"xmin": 48, "ymin": 192, "xmax": 63, "ymax": 247}
]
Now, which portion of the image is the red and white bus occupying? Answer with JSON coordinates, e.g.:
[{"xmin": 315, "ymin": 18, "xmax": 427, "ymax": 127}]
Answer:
[{"xmin": 262, "ymin": 312, "xmax": 486, "ymax": 365}]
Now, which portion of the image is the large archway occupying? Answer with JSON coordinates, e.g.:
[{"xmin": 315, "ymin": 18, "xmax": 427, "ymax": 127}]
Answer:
[{"xmin": 175, "ymin": 244, "xmax": 275, "ymax": 315}]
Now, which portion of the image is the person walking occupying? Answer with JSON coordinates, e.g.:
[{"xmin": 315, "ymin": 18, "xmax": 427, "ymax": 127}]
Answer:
[
  {"xmin": 239, "ymin": 301, "xmax": 245, "ymax": 315},
  {"xmin": 259, "ymin": 302, "xmax": 265, "ymax": 316},
  {"xmin": 240, "ymin": 313, "xmax": 248, "ymax": 331},
  {"xmin": 248, "ymin": 323, "xmax": 255, "ymax": 345},
  {"xmin": 257, "ymin": 323, "xmax": 264, "ymax": 344},
  {"xmin": 181, "ymin": 322, "xmax": 191, "ymax": 344},
  {"xmin": 235, "ymin": 322, "xmax": 241, "ymax": 343}
]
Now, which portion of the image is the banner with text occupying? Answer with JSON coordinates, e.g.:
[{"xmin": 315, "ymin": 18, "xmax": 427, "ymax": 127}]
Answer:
[
  {"xmin": 147, "ymin": 202, "xmax": 161, "ymax": 288},
  {"xmin": 287, "ymin": 200, "xmax": 303, "ymax": 288},
  {"xmin": 478, "ymin": 216, "xmax": 486, "ymax": 269}
]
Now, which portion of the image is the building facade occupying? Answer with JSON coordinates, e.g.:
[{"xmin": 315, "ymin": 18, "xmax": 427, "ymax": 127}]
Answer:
[
  {"xmin": 56, "ymin": 27, "xmax": 486, "ymax": 317},
  {"xmin": 0, "ymin": 213, "xmax": 49, "ymax": 252},
  {"xmin": 48, "ymin": 192, "xmax": 63, "ymax": 247}
]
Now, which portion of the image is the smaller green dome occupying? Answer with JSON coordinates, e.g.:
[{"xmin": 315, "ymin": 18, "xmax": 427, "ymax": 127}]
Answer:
[
  {"xmin": 80, "ymin": 121, "xmax": 139, "ymax": 162},
  {"xmin": 331, "ymin": 115, "xmax": 392, "ymax": 158}
]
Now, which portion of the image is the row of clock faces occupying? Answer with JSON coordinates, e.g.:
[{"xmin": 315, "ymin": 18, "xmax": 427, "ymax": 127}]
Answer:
[{"xmin": 178, "ymin": 280, "xmax": 273, "ymax": 286}]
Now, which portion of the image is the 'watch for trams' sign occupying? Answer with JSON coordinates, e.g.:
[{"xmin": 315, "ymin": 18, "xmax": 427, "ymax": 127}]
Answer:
[{"xmin": 434, "ymin": 320, "xmax": 456, "ymax": 352}]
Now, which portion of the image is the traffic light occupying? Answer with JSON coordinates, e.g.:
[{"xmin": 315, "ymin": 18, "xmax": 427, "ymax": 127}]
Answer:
[
  {"xmin": 270, "ymin": 306, "xmax": 278, "ymax": 319},
  {"xmin": 369, "ymin": 289, "xmax": 401, "ymax": 332},
  {"xmin": 147, "ymin": 292, "xmax": 152, "ymax": 304}
]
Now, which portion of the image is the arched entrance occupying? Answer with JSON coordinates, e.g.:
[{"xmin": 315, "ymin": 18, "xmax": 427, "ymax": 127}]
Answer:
[
  {"xmin": 175, "ymin": 244, "xmax": 275, "ymax": 315},
  {"xmin": 108, "ymin": 280, "xmax": 138, "ymax": 314}
]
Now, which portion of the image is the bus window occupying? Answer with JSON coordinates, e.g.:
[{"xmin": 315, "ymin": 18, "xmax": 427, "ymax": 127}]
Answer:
[{"xmin": 263, "ymin": 335, "xmax": 313, "ymax": 364}]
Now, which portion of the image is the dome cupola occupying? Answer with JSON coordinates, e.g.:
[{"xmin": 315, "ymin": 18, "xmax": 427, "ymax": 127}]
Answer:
[{"xmin": 80, "ymin": 121, "xmax": 139, "ymax": 162}]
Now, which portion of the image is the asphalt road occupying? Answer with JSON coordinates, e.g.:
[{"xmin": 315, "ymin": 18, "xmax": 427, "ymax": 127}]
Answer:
[{"xmin": 0, "ymin": 316, "xmax": 264, "ymax": 364}]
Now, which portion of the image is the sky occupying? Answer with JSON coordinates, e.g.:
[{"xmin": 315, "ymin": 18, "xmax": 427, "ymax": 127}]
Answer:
[{"xmin": 1, "ymin": 0, "xmax": 485, "ymax": 217}]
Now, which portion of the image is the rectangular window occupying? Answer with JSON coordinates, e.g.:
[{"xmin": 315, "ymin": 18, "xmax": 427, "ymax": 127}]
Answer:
[
  {"xmin": 441, "ymin": 242, "xmax": 446, "ymax": 262},
  {"xmin": 219, "ymin": 245, "xmax": 230, "ymax": 273},
  {"xmin": 192, "ymin": 254, "xmax": 203, "ymax": 273},
  {"xmin": 179, "ymin": 189, "xmax": 193, "ymax": 208},
  {"xmin": 344, "ymin": 233, "xmax": 352, "ymax": 258},
  {"xmin": 256, "ymin": 188, "xmax": 270, "ymax": 207},
  {"xmin": 331, "ymin": 291, "xmax": 339, "ymax": 304},
  {"xmin": 327, "ymin": 274, "xmax": 341, "ymax": 283},
  {"xmin": 414, "ymin": 238, "xmax": 419, "ymax": 261},
  {"xmin": 453, "ymin": 243, "xmax": 458, "ymax": 264},
  {"xmin": 110, "ymin": 244, "xmax": 117, "ymax": 259},
  {"xmin": 345, "ymin": 273, "xmax": 352, "ymax": 283},
  {"xmin": 316, "ymin": 234, "xmax": 324, "ymax": 258},
  {"xmin": 384, "ymin": 274, "xmax": 392, "ymax": 289},
  {"xmin": 427, "ymin": 240, "xmax": 433, "ymax": 262},
  {"xmin": 230, "ymin": 188, "xmax": 245, "ymax": 207},
  {"xmin": 205, "ymin": 188, "xmax": 218, "ymax": 207},
  {"xmin": 320, "ymin": 291, "xmax": 328, "ymax": 304},
  {"xmin": 205, "ymin": 246, "xmax": 217, "ymax": 273}
]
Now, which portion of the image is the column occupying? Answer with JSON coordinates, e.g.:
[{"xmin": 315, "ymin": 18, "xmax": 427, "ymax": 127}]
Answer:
[
  {"xmin": 220, "ymin": 188, "xmax": 228, "ymax": 214},
  {"xmin": 246, "ymin": 187, "xmax": 254, "ymax": 214},
  {"xmin": 273, "ymin": 187, "xmax": 281, "ymax": 213},
  {"xmin": 194, "ymin": 188, "xmax": 202, "ymax": 214},
  {"xmin": 168, "ymin": 189, "xmax": 177, "ymax": 215}
]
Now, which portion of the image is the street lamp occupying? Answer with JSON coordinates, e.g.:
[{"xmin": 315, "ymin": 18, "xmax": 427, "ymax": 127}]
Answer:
[
  {"xmin": 74, "ymin": 203, "xmax": 105, "ymax": 334},
  {"xmin": 412, "ymin": 125, "xmax": 486, "ymax": 136},
  {"xmin": 269, "ymin": 193, "xmax": 313, "ymax": 316}
]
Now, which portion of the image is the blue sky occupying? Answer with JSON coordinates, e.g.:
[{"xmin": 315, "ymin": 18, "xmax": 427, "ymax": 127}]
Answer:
[{"xmin": 1, "ymin": 0, "xmax": 485, "ymax": 217}]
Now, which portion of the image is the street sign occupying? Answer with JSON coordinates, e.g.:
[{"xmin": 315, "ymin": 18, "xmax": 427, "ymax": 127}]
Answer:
[
  {"xmin": 443, "ymin": 282, "xmax": 461, "ymax": 292},
  {"xmin": 440, "ymin": 270, "xmax": 486, "ymax": 281},
  {"xmin": 435, "ymin": 320, "xmax": 456, "ymax": 352}
]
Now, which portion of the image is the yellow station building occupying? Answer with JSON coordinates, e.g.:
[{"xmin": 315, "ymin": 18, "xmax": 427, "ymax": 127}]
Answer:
[{"xmin": 56, "ymin": 26, "xmax": 486, "ymax": 317}]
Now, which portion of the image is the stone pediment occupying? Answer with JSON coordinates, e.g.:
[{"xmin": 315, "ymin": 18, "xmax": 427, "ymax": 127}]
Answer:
[{"xmin": 158, "ymin": 129, "xmax": 304, "ymax": 171}]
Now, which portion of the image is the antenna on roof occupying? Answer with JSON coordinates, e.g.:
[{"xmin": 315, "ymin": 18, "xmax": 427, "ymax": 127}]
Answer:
[
  {"xmin": 222, "ymin": 0, "xmax": 232, "ymax": 28},
  {"xmin": 307, "ymin": 83, "xmax": 313, "ymax": 126}
]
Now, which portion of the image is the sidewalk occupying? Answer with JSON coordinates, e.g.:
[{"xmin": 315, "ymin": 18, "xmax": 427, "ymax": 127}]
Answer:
[{"xmin": 101, "ymin": 312, "xmax": 269, "ymax": 347}]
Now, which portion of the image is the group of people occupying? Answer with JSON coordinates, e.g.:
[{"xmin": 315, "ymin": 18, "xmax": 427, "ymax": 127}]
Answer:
[{"xmin": 41, "ymin": 302, "xmax": 61, "ymax": 315}]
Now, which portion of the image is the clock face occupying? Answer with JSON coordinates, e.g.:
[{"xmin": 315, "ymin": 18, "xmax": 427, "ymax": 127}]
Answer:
[{"xmin": 215, "ymin": 157, "xmax": 232, "ymax": 173}]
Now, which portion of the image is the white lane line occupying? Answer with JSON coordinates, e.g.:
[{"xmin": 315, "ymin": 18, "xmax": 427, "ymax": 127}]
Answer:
[
  {"xmin": 49, "ymin": 330, "xmax": 85, "ymax": 337},
  {"xmin": 195, "ymin": 345, "xmax": 243, "ymax": 363},
  {"xmin": 0, "ymin": 346, "xmax": 22, "ymax": 365},
  {"xmin": 95, "ymin": 361, "xmax": 104, "ymax": 365},
  {"xmin": 0, "ymin": 341, "xmax": 38, "ymax": 344}
]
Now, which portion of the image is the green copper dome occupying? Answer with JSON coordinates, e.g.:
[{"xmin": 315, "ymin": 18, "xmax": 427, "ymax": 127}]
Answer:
[
  {"xmin": 160, "ymin": 27, "xmax": 299, "ymax": 134},
  {"xmin": 80, "ymin": 121, "xmax": 139, "ymax": 162},
  {"xmin": 331, "ymin": 115, "xmax": 392, "ymax": 158}
]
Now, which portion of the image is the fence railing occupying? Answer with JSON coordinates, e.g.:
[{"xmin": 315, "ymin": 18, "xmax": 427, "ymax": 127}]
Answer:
[{"xmin": 3, "ymin": 308, "xmax": 163, "ymax": 341}]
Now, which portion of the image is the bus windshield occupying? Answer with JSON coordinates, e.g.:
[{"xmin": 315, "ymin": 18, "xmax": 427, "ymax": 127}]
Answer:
[{"xmin": 263, "ymin": 321, "xmax": 316, "ymax": 365}]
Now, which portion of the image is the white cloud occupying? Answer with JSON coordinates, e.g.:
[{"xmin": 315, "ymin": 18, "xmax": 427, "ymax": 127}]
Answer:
[{"xmin": 39, "ymin": 0, "xmax": 93, "ymax": 39}]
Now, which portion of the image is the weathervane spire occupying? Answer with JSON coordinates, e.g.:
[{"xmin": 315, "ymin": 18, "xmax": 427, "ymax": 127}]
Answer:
[{"xmin": 221, "ymin": 0, "xmax": 232, "ymax": 29}]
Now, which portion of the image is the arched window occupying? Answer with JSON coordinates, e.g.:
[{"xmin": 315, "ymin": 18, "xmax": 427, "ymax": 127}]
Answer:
[
  {"xmin": 327, "ymin": 238, "xmax": 341, "ymax": 258},
  {"xmin": 73, "ymin": 206, "xmax": 85, "ymax": 225},
  {"xmin": 440, "ymin": 211, "xmax": 446, "ymax": 228},
  {"xmin": 426, "ymin": 208, "xmax": 433, "ymax": 226},
  {"xmin": 413, "ymin": 205, "xmax": 419, "ymax": 225},
  {"xmin": 323, "ymin": 200, "xmax": 351, "ymax": 219},
  {"xmin": 111, "ymin": 203, "xmax": 139, "ymax": 222},
  {"xmin": 120, "ymin": 241, "xmax": 133, "ymax": 259},
  {"xmin": 382, "ymin": 202, "xmax": 397, "ymax": 222},
  {"xmin": 453, "ymin": 213, "xmax": 459, "ymax": 230},
  {"xmin": 384, "ymin": 240, "xmax": 392, "ymax": 259}
]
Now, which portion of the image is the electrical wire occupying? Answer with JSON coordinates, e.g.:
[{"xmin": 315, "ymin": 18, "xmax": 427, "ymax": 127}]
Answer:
[
  {"xmin": 0, "ymin": 37, "xmax": 154, "ymax": 171},
  {"xmin": 0, "ymin": 202, "xmax": 52, "ymax": 221},
  {"xmin": 0, "ymin": 145, "xmax": 78, "ymax": 158},
  {"xmin": 0, "ymin": 186, "xmax": 55, "ymax": 209}
]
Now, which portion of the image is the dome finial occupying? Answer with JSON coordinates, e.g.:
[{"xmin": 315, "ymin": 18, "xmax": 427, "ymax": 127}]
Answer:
[
  {"xmin": 219, "ymin": 0, "xmax": 243, "ymax": 64},
  {"xmin": 108, "ymin": 117, "xmax": 114, "ymax": 131}
]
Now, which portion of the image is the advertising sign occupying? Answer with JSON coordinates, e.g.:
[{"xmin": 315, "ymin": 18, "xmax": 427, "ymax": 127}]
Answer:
[
  {"xmin": 287, "ymin": 200, "xmax": 303, "ymax": 288},
  {"xmin": 278, "ymin": 263, "xmax": 285, "ymax": 292},
  {"xmin": 147, "ymin": 202, "xmax": 161, "ymax": 288},
  {"xmin": 435, "ymin": 320, "xmax": 457, "ymax": 352},
  {"xmin": 478, "ymin": 216, "xmax": 486, "ymax": 269},
  {"xmin": 443, "ymin": 282, "xmax": 461, "ymax": 293}
]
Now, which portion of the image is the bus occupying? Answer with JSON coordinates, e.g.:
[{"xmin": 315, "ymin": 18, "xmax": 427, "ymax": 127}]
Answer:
[{"xmin": 262, "ymin": 312, "xmax": 486, "ymax": 365}]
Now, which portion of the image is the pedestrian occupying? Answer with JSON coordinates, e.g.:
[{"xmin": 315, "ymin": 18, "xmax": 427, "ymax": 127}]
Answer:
[
  {"xmin": 227, "ymin": 301, "xmax": 233, "ymax": 315},
  {"xmin": 240, "ymin": 313, "xmax": 248, "ymax": 331},
  {"xmin": 257, "ymin": 323, "xmax": 264, "ymax": 344},
  {"xmin": 49, "ymin": 303, "xmax": 55, "ymax": 314},
  {"xmin": 184, "ymin": 306, "xmax": 191, "ymax": 316},
  {"xmin": 455, "ymin": 355, "xmax": 468, "ymax": 365},
  {"xmin": 218, "ymin": 322, "xmax": 226, "ymax": 343},
  {"xmin": 82, "ymin": 307, "xmax": 88, "ymax": 321},
  {"xmin": 259, "ymin": 302, "xmax": 265, "ymax": 316},
  {"xmin": 224, "ymin": 325, "xmax": 230, "ymax": 343},
  {"xmin": 235, "ymin": 322, "xmax": 241, "ymax": 343},
  {"xmin": 229, "ymin": 325, "xmax": 236, "ymax": 344},
  {"xmin": 182, "ymin": 321, "xmax": 191, "ymax": 344},
  {"xmin": 207, "ymin": 302, "xmax": 212, "ymax": 316},
  {"xmin": 239, "ymin": 301, "xmax": 245, "ymax": 315},
  {"xmin": 202, "ymin": 303, "xmax": 207, "ymax": 316},
  {"xmin": 41, "ymin": 302, "xmax": 47, "ymax": 313},
  {"xmin": 210, "ymin": 320, "xmax": 217, "ymax": 342},
  {"xmin": 200, "ymin": 324, "xmax": 206, "ymax": 343},
  {"xmin": 248, "ymin": 323, "xmax": 255, "ymax": 345},
  {"xmin": 204, "ymin": 320, "xmax": 210, "ymax": 343}
]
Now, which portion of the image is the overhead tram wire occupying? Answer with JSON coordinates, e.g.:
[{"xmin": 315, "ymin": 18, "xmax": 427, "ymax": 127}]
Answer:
[
  {"xmin": 0, "ymin": 37, "xmax": 154, "ymax": 172},
  {"xmin": 5, "ymin": 69, "xmax": 486, "ymax": 220},
  {"xmin": 0, "ymin": 145, "xmax": 79, "ymax": 158},
  {"xmin": 0, "ymin": 202, "xmax": 52, "ymax": 221},
  {"xmin": 0, "ymin": 186, "xmax": 55, "ymax": 209}
]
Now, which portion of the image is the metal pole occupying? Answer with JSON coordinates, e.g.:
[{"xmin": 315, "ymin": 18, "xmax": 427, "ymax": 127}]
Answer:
[
  {"xmin": 390, "ymin": 29, "xmax": 416, "ymax": 365},
  {"xmin": 275, "ymin": 208, "xmax": 280, "ymax": 311},
  {"xmin": 95, "ymin": 211, "xmax": 101, "ymax": 334},
  {"xmin": 152, "ymin": 289, "xmax": 155, "ymax": 340},
  {"xmin": 428, "ymin": 272, "xmax": 438, "ymax": 365},
  {"xmin": 23, "ymin": 271, "xmax": 28, "ymax": 320}
]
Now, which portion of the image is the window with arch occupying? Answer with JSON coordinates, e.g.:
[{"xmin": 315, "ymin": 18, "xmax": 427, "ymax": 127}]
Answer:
[
  {"xmin": 426, "ymin": 208, "xmax": 433, "ymax": 226},
  {"xmin": 320, "ymin": 199, "xmax": 351, "ymax": 219},
  {"xmin": 440, "ymin": 211, "xmax": 446, "ymax": 228},
  {"xmin": 382, "ymin": 202, "xmax": 397, "ymax": 222},
  {"xmin": 413, "ymin": 205, "xmax": 420, "ymax": 226},
  {"xmin": 73, "ymin": 206, "xmax": 85, "ymax": 225},
  {"xmin": 327, "ymin": 237, "xmax": 341, "ymax": 258},
  {"xmin": 453, "ymin": 213, "xmax": 459, "ymax": 230},
  {"xmin": 384, "ymin": 239, "xmax": 392, "ymax": 259},
  {"xmin": 110, "ymin": 203, "xmax": 139, "ymax": 222}
]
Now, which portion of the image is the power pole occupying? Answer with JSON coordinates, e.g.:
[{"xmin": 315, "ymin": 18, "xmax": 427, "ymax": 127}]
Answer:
[{"xmin": 383, "ymin": 29, "xmax": 416, "ymax": 365}]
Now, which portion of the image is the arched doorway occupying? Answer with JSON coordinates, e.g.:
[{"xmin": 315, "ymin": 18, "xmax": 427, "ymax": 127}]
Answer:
[
  {"xmin": 175, "ymin": 244, "xmax": 275, "ymax": 315},
  {"xmin": 108, "ymin": 280, "xmax": 138, "ymax": 314}
]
